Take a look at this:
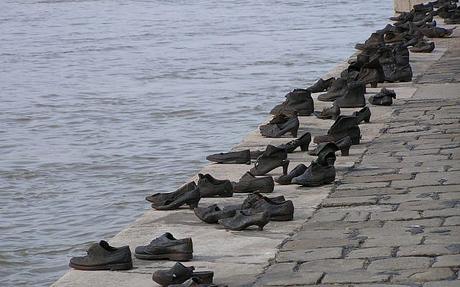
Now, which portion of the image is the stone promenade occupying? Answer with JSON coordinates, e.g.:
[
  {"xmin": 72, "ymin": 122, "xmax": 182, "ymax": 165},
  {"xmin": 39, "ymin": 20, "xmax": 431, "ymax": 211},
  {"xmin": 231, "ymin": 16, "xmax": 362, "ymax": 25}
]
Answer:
[{"xmin": 254, "ymin": 27, "xmax": 460, "ymax": 287}]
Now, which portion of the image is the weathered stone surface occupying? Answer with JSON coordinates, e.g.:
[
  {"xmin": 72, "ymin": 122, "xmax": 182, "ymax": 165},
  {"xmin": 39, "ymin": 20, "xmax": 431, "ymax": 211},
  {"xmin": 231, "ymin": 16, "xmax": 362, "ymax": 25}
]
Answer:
[
  {"xmin": 283, "ymin": 238, "xmax": 360, "ymax": 250},
  {"xmin": 432, "ymin": 254, "xmax": 460, "ymax": 268},
  {"xmin": 393, "ymin": 268, "xmax": 455, "ymax": 283},
  {"xmin": 398, "ymin": 245, "xmax": 458, "ymax": 257},
  {"xmin": 346, "ymin": 247, "xmax": 393, "ymax": 259},
  {"xmin": 423, "ymin": 280, "xmax": 460, "ymax": 287},
  {"xmin": 424, "ymin": 208, "xmax": 460, "ymax": 218},
  {"xmin": 370, "ymin": 210, "xmax": 421, "ymax": 221},
  {"xmin": 383, "ymin": 218, "xmax": 443, "ymax": 228},
  {"xmin": 276, "ymin": 247, "xmax": 343, "ymax": 263},
  {"xmin": 444, "ymin": 216, "xmax": 460, "ymax": 226},
  {"xmin": 367, "ymin": 257, "xmax": 432, "ymax": 271},
  {"xmin": 321, "ymin": 196, "xmax": 378, "ymax": 207},
  {"xmin": 362, "ymin": 235, "xmax": 423, "ymax": 248},
  {"xmin": 255, "ymin": 263, "xmax": 323, "ymax": 286},
  {"xmin": 299, "ymin": 259, "xmax": 364, "ymax": 272},
  {"xmin": 322, "ymin": 271, "xmax": 390, "ymax": 284}
]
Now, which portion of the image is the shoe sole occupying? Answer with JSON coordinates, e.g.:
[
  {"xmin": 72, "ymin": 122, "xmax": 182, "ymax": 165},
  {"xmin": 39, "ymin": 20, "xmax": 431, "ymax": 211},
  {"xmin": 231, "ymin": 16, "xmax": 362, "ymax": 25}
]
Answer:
[
  {"xmin": 298, "ymin": 177, "xmax": 335, "ymax": 187},
  {"xmin": 134, "ymin": 252, "xmax": 193, "ymax": 261},
  {"xmin": 69, "ymin": 261, "xmax": 133, "ymax": 271}
]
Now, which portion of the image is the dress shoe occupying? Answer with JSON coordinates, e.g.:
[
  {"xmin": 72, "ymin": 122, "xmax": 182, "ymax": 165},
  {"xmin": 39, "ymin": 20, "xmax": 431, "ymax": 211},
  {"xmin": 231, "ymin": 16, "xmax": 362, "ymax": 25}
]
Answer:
[
  {"xmin": 135, "ymin": 233, "xmax": 193, "ymax": 261},
  {"xmin": 313, "ymin": 104, "xmax": 340, "ymax": 120},
  {"xmin": 69, "ymin": 241, "xmax": 132, "ymax": 271},
  {"xmin": 219, "ymin": 210, "xmax": 270, "ymax": 231},
  {"xmin": 275, "ymin": 164, "xmax": 308, "ymax": 185},
  {"xmin": 152, "ymin": 262, "xmax": 213, "ymax": 287},
  {"xmin": 369, "ymin": 88, "xmax": 396, "ymax": 106},
  {"xmin": 279, "ymin": 132, "xmax": 311, "ymax": 153},
  {"xmin": 197, "ymin": 174, "xmax": 233, "ymax": 198},
  {"xmin": 307, "ymin": 77, "xmax": 335, "ymax": 93},
  {"xmin": 206, "ymin": 150, "xmax": 250, "ymax": 164},
  {"xmin": 233, "ymin": 172, "xmax": 274, "ymax": 193}
]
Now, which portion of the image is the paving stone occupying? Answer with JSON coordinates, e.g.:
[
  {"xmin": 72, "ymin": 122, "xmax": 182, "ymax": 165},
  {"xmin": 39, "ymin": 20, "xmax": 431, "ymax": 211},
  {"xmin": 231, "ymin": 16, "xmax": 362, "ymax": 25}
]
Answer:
[
  {"xmin": 432, "ymin": 254, "xmax": 460, "ymax": 267},
  {"xmin": 330, "ymin": 188, "xmax": 407, "ymax": 198},
  {"xmin": 346, "ymin": 247, "xmax": 393, "ymax": 259},
  {"xmin": 341, "ymin": 174, "xmax": 412, "ymax": 184},
  {"xmin": 321, "ymin": 196, "xmax": 378, "ymax": 207},
  {"xmin": 424, "ymin": 208, "xmax": 460, "ymax": 218},
  {"xmin": 444, "ymin": 216, "xmax": 460, "ymax": 226},
  {"xmin": 362, "ymin": 235, "xmax": 423, "ymax": 248},
  {"xmin": 299, "ymin": 259, "xmax": 364, "ymax": 272},
  {"xmin": 423, "ymin": 280, "xmax": 460, "ymax": 287},
  {"xmin": 395, "ymin": 149, "xmax": 441, "ymax": 156},
  {"xmin": 367, "ymin": 257, "xmax": 432, "ymax": 271},
  {"xmin": 410, "ymin": 185, "xmax": 460, "ymax": 194},
  {"xmin": 398, "ymin": 200, "xmax": 454, "ymax": 211},
  {"xmin": 398, "ymin": 245, "xmax": 458, "ymax": 257},
  {"xmin": 370, "ymin": 211, "xmax": 421, "ymax": 221},
  {"xmin": 393, "ymin": 268, "xmax": 456, "ymax": 283},
  {"xmin": 438, "ymin": 192, "xmax": 460, "ymax": 201},
  {"xmin": 346, "ymin": 168, "xmax": 398, "ymax": 177},
  {"xmin": 322, "ymin": 271, "xmax": 390, "ymax": 284},
  {"xmin": 276, "ymin": 247, "xmax": 343, "ymax": 263},
  {"xmin": 282, "ymin": 238, "xmax": 361, "ymax": 250},
  {"xmin": 380, "ymin": 194, "xmax": 435, "ymax": 204},
  {"xmin": 343, "ymin": 211, "xmax": 371, "ymax": 222},
  {"xmin": 401, "ymin": 154, "xmax": 449, "ymax": 163},
  {"xmin": 384, "ymin": 218, "xmax": 444, "ymax": 228},
  {"xmin": 255, "ymin": 263, "xmax": 323, "ymax": 286},
  {"xmin": 336, "ymin": 181, "xmax": 390, "ymax": 190}
]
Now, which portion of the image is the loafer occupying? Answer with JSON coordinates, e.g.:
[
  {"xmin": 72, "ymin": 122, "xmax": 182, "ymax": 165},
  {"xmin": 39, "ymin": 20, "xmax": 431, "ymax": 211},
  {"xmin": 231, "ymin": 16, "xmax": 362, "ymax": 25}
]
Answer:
[
  {"xmin": 168, "ymin": 277, "xmax": 222, "ymax": 287},
  {"xmin": 135, "ymin": 233, "xmax": 193, "ymax": 261},
  {"xmin": 206, "ymin": 150, "xmax": 250, "ymax": 164},
  {"xmin": 69, "ymin": 241, "xmax": 132, "ymax": 271},
  {"xmin": 146, "ymin": 182, "xmax": 197, "ymax": 205},
  {"xmin": 152, "ymin": 262, "xmax": 214, "ymax": 287},
  {"xmin": 233, "ymin": 172, "xmax": 274, "ymax": 193},
  {"xmin": 219, "ymin": 210, "xmax": 270, "ymax": 231},
  {"xmin": 275, "ymin": 164, "xmax": 308, "ymax": 185},
  {"xmin": 197, "ymin": 174, "xmax": 233, "ymax": 198},
  {"xmin": 194, "ymin": 204, "xmax": 236, "ymax": 224}
]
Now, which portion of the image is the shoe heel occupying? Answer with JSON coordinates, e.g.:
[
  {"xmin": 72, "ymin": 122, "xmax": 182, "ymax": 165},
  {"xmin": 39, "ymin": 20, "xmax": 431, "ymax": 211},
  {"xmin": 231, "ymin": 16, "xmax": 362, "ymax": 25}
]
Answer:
[
  {"xmin": 187, "ymin": 198, "xmax": 200, "ymax": 209},
  {"xmin": 281, "ymin": 160, "xmax": 290, "ymax": 175},
  {"xmin": 300, "ymin": 142, "xmax": 309, "ymax": 152},
  {"xmin": 257, "ymin": 221, "xmax": 268, "ymax": 230},
  {"xmin": 364, "ymin": 114, "xmax": 371, "ymax": 123},
  {"xmin": 341, "ymin": 147, "xmax": 350, "ymax": 156}
]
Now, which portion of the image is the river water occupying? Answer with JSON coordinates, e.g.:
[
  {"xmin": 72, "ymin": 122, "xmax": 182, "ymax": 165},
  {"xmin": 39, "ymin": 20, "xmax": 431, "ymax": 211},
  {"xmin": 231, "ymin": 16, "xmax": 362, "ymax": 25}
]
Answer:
[{"xmin": 0, "ymin": 0, "xmax": 392, "ymax": 286}]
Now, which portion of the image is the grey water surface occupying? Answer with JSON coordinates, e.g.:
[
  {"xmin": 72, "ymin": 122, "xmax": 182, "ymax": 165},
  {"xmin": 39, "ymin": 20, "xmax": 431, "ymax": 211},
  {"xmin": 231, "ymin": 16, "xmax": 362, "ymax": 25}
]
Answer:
[{"xmin": 0, "ymin": 0, "xmax": 392, "ymax": 286}]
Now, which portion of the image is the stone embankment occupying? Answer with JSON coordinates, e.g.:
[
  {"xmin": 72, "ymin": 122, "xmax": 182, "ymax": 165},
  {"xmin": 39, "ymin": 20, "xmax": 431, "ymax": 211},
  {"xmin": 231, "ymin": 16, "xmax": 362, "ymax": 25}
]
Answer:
[{"xmin": 52, "ymin": 5, "xmax": 460, "ymax": 287}]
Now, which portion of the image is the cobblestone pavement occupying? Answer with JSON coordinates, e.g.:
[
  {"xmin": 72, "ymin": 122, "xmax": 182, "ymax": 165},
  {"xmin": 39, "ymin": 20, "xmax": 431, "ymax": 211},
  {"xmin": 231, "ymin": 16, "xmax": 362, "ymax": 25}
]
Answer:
[{"xmin": 254, "ymin": 34, "xmax": 460, "ymax": 287}]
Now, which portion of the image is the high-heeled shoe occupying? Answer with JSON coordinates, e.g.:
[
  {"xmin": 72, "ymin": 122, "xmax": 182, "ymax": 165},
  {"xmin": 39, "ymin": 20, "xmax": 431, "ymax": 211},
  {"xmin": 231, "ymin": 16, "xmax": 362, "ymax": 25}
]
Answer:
[
  {"xmin": 194, "ymin": 204, "xmax": 236, "ymax": 224},
  {"xmin": 279, "ymin": 132, "xmax": 311, "ymax": 153},
  {"xmin": 314, "ymin": 115, "xmax": 361, "ymax": 145},
  {"xmin": 249, "ymin": 145, "xmax": 289, "ymax": 176},
  {"xmin": 352, "ymin": 106, "xmax": 371, "ymax": 124},
  {"xmin": 292, "ymin": 160, "xmax": 336, "ymax": 187},
  {"xmin": 309, "ymin": 137, "xmax": 351, "ymax": 157},
  {"xmin": 219, "ymin": 210, "xmax": 270, "ymax": 231},
  {"xmin": 259, "ymin": 114, "xmax": 299, "ymax": 138},
  {"xmin": 275, "ymin": 164, "xmax": 308, "ymax": 185},
  {"xmin": 151, "ymin": 187, "xmax": 201, "ymax": 210}
]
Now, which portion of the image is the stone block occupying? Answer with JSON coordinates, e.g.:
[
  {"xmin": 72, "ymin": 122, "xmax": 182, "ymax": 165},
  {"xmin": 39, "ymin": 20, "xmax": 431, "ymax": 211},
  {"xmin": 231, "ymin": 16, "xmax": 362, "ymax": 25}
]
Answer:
[
  {"xmin": 322, "ymin": 271, "xmax": 390, "ymax": 284},
  {"xmin": 370, "ymin": 211, "xmax": 421, "ymax": 221},
  {"xmin": 367, "ymin": 257, "xmax": 431, "ymax": 271},
  {"xmin": 432, "ymin": 254, "xmax": 460, "ymax": 267},
  {"xmin": 393, "ymin": 268, "xmax": 455, "ymax": 283},
  {"xmin": 346, "ymin": 247, "xmax": 393, "ymax": 259},
  {"xmin": 255, "ymin": 263, "xmax": 323, "ymax": 286},
  {"xmin": 276, "ymin": 247, "xmax": 343, "ymax": 263},
  {"xmin": 321, "ymin": 196, "xmax": 378, "ymax": 207},
  {"xmin": 398, "ymin": 245, "xmax": 458, "ymax": 257},
  {"xmin": 299, "ymin": 259, "xmax": 364, "ymax": 273}
]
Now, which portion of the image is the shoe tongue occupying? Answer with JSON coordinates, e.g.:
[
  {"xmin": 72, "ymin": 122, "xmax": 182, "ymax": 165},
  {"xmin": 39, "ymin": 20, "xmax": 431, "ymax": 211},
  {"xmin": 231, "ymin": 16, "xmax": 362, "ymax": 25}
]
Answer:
[{"xmin": 151, "ymin": 233, "xmax": 174, "ymax": 244}]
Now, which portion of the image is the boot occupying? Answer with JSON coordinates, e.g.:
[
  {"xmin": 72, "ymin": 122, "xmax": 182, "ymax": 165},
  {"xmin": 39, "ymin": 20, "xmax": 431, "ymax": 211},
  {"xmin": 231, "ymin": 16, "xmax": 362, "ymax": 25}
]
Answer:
[
  {"xmin": 278, "ymin": 132, "xmax": 311, "ymax": 153},
  {"xmin": 306, "ymin": 77, "xmax": 335, "ymax": 93},
  {"xmin": 313, "ymin": 104, "xmax": 340, "ymax": 120},
  {"xmin": 233, "ymin": 172, "xmax": 274, "ymax": 193},
  {"xmin": 419, "ymin": 26, "xmax": 455, "ymax": 38},
  {"xmin": 275, "ymin": 164, "xmax": 308, "ymax": 185},
  {"xmin": 334, "ymin": 81, "xmax": 366, "ymax": 108},
  {"xmin": 292, "ymin": 160, "xmax": 336, "ymax": 187},
  {"xmin": 318, "ymin": 78, "xmax": 347, "ymax": 102},
  {"xmin": 260, "ymin": 114, "xmax": 299, "ymax": 138},
  {"xmin": 249, "ymin": 145, "xmax": 289, "ymax": 176},
  {"xmin": 369, "ymin": 88, "xmax": 396, "ymax": 106},
  {"xmin": 308, "ymin": 137, "xmax": 351, "ymax": 157},
  {"xmin": 314, "ymin": 115, "xmax": 361, "ymax": 145},
  {"xmin": 355, "ymin": 33, "xmax": 384, "ymax": 50},
  {"xmin": 352, "ymin": 106, "xmax": 371, "ymax": 124},
  {"xmin": 270, "ymin": 89, "xmax": 314, "ymax": 116}
]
